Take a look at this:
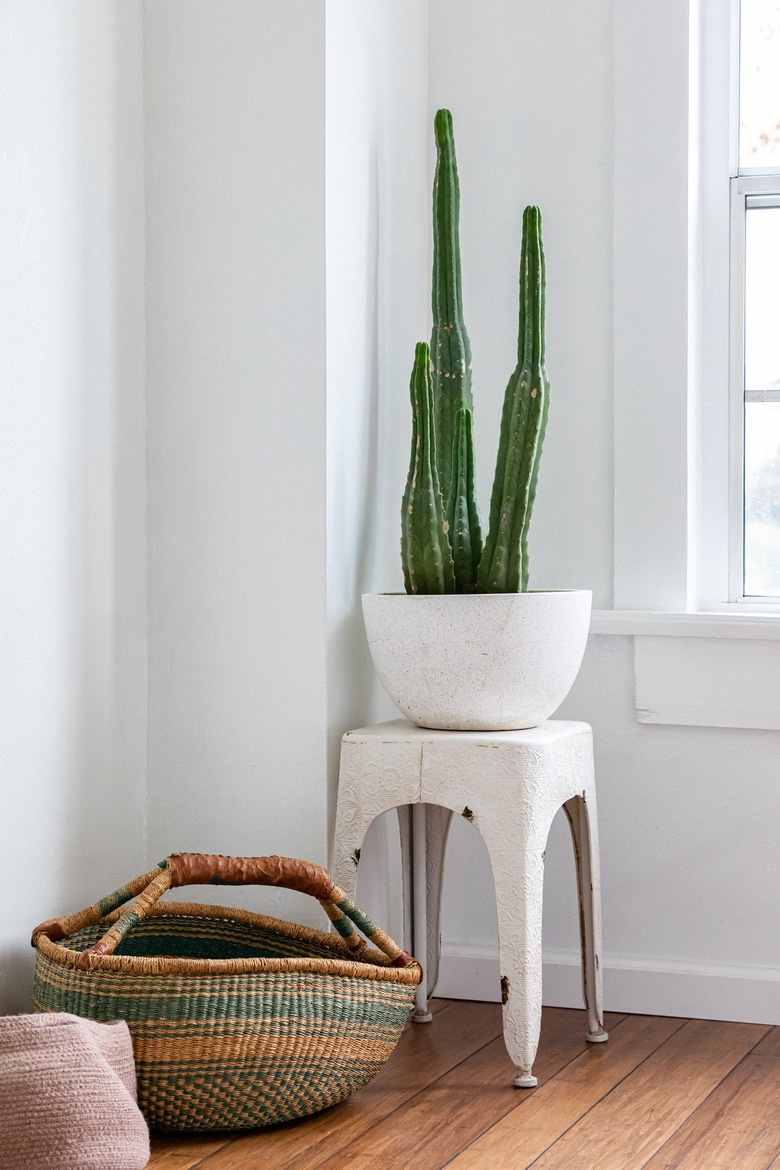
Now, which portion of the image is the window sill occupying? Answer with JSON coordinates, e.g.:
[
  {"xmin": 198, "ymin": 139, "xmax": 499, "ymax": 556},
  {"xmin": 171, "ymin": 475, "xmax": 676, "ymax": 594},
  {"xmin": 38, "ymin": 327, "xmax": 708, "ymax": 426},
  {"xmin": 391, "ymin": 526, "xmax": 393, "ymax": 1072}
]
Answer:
[{"xmin": 590, "ymin": 609, "xmax": 780, "ymax": 640}]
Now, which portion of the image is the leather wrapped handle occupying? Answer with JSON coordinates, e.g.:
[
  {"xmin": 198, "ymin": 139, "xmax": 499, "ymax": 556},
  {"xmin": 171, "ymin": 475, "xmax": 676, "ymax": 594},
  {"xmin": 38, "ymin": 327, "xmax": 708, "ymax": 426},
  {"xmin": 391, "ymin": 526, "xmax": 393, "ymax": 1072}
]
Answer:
[
  {"xmin": 33, "ymin": 853, "xmax": 417, "ymax": 972},
  {"xmin": 167, "ymin": 853, "xmax": 336, "ymax": 900}
]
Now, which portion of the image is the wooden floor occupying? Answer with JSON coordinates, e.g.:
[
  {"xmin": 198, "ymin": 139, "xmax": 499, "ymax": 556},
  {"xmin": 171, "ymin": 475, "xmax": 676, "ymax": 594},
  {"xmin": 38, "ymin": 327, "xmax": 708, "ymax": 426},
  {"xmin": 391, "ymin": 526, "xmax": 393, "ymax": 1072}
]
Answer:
[{"xmin": 146, "ymin": 998, "xmax": 780, "ymax": 1169}]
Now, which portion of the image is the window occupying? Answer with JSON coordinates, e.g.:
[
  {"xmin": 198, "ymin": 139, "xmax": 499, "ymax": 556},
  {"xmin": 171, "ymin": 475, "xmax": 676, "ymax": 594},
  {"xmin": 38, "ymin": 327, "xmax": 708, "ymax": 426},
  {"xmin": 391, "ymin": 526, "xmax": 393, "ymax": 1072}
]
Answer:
[{"xmin": 731, "ymin": 0, "xmax": 780, "ymax": 599}]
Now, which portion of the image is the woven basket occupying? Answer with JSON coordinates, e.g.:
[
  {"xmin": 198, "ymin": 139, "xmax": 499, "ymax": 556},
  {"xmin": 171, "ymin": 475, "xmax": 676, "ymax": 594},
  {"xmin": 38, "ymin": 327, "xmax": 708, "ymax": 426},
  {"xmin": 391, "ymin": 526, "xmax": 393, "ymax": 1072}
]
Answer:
[{"xmin": 31, "ymin": 853, "xmax": 422, "ymax": 1132}]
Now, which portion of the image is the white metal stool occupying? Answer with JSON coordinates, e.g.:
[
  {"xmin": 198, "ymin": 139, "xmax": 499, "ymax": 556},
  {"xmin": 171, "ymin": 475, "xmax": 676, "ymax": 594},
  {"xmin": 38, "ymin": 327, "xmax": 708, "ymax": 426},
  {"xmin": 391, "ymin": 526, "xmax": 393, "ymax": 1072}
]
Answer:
[{"xmin": 332, "ymin": 718, "xmax": 607, "ymax": 1088}]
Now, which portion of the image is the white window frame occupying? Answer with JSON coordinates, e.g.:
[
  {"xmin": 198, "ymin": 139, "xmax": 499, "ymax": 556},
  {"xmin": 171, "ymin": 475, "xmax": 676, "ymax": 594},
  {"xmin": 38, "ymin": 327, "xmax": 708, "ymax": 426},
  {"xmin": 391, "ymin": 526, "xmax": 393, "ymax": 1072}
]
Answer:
[
  {"xmin": 606, "ymin": 0, "xmax": 780, "ymax": 623},
  {"xmin": 603, "ymin": 0, "xmax": 780, "ymax": 627},
  {"xmin": 729, "ymin": 177, "xmax": 780, "ymax": 604},
  {"xmin": 595, "ymin": 1, "xmax": 780, "ymax": 732},
  {"xmin": 728, "ymin": 0, "xmax": 780, "ymax": 608},
  {"xmin": 689, "ymin": 0, "xmax": 780, "ymax": 614}
]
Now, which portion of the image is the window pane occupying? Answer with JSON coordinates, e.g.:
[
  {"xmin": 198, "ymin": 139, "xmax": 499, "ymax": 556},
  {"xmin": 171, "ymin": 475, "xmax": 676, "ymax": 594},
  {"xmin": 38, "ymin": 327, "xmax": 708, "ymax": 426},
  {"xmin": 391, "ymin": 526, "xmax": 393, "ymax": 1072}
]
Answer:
[
  {"xmin": 744, "ymin": 205, "xmax": 780, "ymax": 392},
  {"xmin": 744, "ymin": 403, "xmax": 780, "ymax": 595},
  {"xmin": 740, "ymin": 0, "xmax": 780, "ymax": 169}
]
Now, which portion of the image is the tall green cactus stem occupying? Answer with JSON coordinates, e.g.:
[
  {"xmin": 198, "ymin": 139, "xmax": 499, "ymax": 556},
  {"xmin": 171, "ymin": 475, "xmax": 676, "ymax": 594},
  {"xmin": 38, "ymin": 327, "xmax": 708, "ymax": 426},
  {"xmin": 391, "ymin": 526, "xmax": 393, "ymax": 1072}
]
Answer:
[
  {"xmin": 447, "ymin": 408, "xmax": 483, "ymax": 591},
  {"xmin": 477, "ymin": 206, "xmax": 550, "ymax": 593},
  {"xmin": 401, "ymin": 342, "xmax": 456, "ymax": 594},
  {"xmin": 431, "ymin": 108, "xmax": 473, "ymax": 511}
]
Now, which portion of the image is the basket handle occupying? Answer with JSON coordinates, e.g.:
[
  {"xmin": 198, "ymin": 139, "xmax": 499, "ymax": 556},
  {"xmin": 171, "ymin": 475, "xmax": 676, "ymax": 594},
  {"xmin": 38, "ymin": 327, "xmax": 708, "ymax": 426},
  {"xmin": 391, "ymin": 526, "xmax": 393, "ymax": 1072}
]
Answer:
[
  {"xmin": 32, "ymin": 853, "xmax": 415, "ymax": 972},
  {"xmin": 167, "ymin": 852, "xmax": 337, "ymax": 897}
]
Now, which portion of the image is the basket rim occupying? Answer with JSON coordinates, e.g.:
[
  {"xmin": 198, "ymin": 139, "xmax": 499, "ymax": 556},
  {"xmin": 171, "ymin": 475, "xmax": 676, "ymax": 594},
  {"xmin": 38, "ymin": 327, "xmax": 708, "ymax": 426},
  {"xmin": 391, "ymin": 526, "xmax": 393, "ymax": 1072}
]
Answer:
[{"xmin": 33, "ymin": 901, "xmax": 423, "ymax": 984}]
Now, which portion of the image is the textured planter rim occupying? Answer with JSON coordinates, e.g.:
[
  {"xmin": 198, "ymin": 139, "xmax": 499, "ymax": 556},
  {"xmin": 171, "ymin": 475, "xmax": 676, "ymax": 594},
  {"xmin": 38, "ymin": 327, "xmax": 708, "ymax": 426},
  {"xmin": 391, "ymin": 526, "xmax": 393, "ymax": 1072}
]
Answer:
[
  {"xmin": 362, "ymin": 589, "xmax": 592, "ymax": 732},
  {"xmin": 368, "ymin": 590, "xmax": 584, "ymax": 597}
]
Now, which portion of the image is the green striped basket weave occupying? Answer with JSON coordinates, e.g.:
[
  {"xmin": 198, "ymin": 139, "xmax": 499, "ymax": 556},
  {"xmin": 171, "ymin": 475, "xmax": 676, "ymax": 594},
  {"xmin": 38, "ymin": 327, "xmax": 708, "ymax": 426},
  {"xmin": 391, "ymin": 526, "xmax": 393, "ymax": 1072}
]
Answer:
[{"xmin": 31, "ymin": 853, "xmax": 422, "ymax": 1132}]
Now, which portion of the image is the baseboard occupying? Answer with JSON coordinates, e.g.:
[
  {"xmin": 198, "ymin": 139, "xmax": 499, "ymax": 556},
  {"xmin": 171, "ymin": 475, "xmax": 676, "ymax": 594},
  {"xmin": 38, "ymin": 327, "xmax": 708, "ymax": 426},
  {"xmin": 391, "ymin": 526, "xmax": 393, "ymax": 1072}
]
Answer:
[{"xmin": 435, "ymin": 944, "xmax": 780, "ymax": 1025}]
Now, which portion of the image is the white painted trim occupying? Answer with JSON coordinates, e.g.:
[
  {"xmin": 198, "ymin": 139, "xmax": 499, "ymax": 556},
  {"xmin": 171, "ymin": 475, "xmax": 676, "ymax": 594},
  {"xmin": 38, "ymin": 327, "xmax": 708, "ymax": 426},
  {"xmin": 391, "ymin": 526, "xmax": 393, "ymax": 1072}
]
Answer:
[
  {"xmin": 729, "ymin": 174, "xmax": 747, "ymax": 603},
  {"xmin": 436, "ymin": 944, "xmax": 780, "ymax": 1026},
  {"xmin": 633, "ymin": 633, "xmax": 780, "ymax": 729},
  {"xmin": 588, "ymin": 612, "xmax": 780, "ymax": 728},
  {"xmin": 690, "ymin": 0, "xmax": 734, "ymax": 611},
  {"xmin": 729, "ymin": 0, "xmax": 740, "ymax": 176},
  {"xmin": 590, "ymin": 608, "xmax": 780, "ymax": 639},
  {"xmin": 738, "ymin": 174, "xmax": 780, "ymax": 195}
]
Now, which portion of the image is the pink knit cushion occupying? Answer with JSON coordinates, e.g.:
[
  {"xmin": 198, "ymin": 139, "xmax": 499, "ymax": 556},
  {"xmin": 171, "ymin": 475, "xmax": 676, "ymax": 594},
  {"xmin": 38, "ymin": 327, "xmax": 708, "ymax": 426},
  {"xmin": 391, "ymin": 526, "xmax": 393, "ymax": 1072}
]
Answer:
[{"xmin": 0, "ymin": 1013, "xmax": 149, "ymax": 1170}]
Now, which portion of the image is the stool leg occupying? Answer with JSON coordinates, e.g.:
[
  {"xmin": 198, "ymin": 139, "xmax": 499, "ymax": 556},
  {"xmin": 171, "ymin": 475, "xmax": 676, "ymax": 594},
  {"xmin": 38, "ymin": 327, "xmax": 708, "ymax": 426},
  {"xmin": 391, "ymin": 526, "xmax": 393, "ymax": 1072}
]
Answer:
[
  {"xmin": 400, "ymin": 804, "xmax": 451, "ymax": 1022},
  {"xmin": 488, "ymin": 845, "xmax": 546, "ymax": 1088},
  {"xmin": 563, "ymin": 794, "xmax": 608, "ymax": 1045},
  {"xmin": 397, "ymin": 805, "xmax": 413, "ymax": 958},
  {"xmin": 412, "ymin": 803, "xmax": 433, "ymax": 1022},
  {"xmin": 423, "ymin": 804, "xmax": 453, "ymax": 1000},
  {"xmin": 331, "ymin": 805, "xmax": 375, "ymax": 903}
]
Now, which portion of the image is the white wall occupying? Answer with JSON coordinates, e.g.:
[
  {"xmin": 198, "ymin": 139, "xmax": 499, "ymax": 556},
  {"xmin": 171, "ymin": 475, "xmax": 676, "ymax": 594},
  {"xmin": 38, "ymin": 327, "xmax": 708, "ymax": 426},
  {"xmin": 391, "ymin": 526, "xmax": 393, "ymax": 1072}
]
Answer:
[
  {"xmin": 144, "ymin": 1, "xmax": 330, "ymax": 920},
  {"xmin": 325, "ymin": 0, "xmax": 429, "ymax": 935},
  {"xmin": 613, "ymin": 0, "xmax": 692, "ymax": 610},
  {"xmin": 1, "ymin": 0, "xmax": 426, "ymax": 1005},
  {"xmin": 0, "ymin": 2, "xmax": 147, "ymax": 1011}
]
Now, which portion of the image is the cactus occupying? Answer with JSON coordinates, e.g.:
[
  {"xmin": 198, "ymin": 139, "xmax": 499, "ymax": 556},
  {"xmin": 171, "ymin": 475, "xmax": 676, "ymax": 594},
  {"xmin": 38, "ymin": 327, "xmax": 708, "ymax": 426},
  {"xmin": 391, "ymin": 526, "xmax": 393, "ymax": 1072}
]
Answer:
[
  {"xmin": 478, "ymin": 205, "xmax": 549, "ymax": 592},
  {"xmin": 401, "ymin": 342, "xmax": 456, "ymax": 594},
  {"xmin": 401, "ymin": 112, "xmax": 549, "ymax": 596}
]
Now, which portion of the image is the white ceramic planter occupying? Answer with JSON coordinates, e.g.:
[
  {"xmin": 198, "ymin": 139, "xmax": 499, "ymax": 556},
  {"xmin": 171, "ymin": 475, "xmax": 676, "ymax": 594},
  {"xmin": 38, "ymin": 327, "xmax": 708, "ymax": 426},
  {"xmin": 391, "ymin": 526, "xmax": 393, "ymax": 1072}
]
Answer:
[{"xmin": 362, "ymin": 590, "xmax": 592, "ymax": 731}]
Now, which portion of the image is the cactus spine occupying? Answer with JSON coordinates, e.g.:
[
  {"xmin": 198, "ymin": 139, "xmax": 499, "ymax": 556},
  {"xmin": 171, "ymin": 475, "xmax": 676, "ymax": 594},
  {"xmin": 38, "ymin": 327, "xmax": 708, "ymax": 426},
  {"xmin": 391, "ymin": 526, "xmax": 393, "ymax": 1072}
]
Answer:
[
  {"xmin": 401, "ymin": 114, "xmax": 548, "ymax": 596},
  {"xmin": 478, "ymin": 206, "xmax": 549, "ymax": 592},
  {"xmin": 401, "ymin": 342, "xmax": 456, "ymax": 594}
]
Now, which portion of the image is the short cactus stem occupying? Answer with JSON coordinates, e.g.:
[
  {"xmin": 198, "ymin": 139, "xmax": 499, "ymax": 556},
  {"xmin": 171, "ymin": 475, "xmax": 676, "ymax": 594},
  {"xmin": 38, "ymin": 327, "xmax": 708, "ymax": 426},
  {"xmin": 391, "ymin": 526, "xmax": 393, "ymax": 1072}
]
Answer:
[{"xmin": 401, "ymin": 342, "xmax": 456, "ymax": 594}]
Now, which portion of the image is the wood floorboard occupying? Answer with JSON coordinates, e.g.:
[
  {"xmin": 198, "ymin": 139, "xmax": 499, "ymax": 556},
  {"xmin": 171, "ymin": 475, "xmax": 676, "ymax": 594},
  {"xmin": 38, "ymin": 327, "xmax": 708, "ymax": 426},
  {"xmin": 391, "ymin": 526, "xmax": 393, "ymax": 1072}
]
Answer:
[
  {"xmin": 753, "ymin": 1025, "xmax": 780, "ymax": 1058},
  {"xmin": 145, "ymin": 1135, "xmax": 233, "ymax": 1170},
  {"xmin": 447, "ymin": 1013, "xmax": 685, "ymax": 1169},
  {"xmin": 310, "ymin": 1009, "xmax": 625, "ymax": 1170},
  {"xmin": 521, "ymin": 1018, "xmax": 770, "ymax": 1170},
  {"xmin": 144, "ymin": 1002, "xmax": 779, "ymax": 1170},
  {"xmin": 643, "ymin": 1053, "xmax": 780, "ymax": 1170}
]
